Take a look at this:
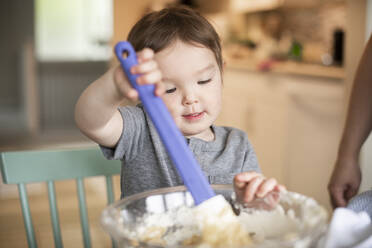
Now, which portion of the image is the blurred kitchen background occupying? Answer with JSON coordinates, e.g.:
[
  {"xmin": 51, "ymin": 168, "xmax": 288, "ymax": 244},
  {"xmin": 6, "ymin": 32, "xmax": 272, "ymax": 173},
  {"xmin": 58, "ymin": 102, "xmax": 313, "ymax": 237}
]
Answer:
[{"xmin": 0, "ymin": 0, "xmax": 371, "ymax": 247}]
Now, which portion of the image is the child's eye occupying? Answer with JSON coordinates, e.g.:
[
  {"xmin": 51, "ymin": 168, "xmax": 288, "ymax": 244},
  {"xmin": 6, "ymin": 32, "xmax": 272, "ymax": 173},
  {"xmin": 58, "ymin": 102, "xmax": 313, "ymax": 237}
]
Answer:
[
  {"xmin": 165, "ymin": 88, "xmax": 176, "ymax": 94},
  {"xmin": 198, "ymin": 79, "xmax": 212, "ymax": 85}
]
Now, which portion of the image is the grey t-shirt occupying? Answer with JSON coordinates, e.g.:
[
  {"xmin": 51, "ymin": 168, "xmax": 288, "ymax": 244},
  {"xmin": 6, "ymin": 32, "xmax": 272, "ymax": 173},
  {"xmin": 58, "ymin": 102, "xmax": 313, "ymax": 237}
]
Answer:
[{"xmin": 100, "ymin": 105, "xmax": 260, "ymax": 198}]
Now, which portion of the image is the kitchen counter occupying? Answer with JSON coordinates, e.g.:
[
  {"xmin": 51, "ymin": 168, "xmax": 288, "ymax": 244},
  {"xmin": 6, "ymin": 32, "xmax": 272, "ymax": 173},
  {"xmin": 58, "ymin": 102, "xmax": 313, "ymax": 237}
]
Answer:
[{"xmin": 225, "ymin": 57, "xmax": 345, "ymax": 80}]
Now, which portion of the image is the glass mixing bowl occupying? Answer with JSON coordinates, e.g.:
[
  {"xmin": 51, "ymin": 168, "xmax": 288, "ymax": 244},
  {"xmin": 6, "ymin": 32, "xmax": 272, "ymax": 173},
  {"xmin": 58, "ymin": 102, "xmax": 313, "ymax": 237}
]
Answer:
[{"xmin": 101, "ymin": 185, "xmax": 328, "ymax": 248}]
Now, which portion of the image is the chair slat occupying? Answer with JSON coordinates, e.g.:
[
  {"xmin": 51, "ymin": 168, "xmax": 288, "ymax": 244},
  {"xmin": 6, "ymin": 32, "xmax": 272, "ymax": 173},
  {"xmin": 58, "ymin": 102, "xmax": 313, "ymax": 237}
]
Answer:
[
  {"xmin": 105, "ymin": 176, "xmax": 115, "ymax": 204},
  {"xmin": 18, "ymin": 183, "xmax": 38, "ymax": 248},
  {"xmin": 47, "ymin": 181, "xmax": 63, "ymax": 248},
  {"xmin": 105, "ymin": 176, "xmax": 117, "ymax": 248},
  {"xmin": 76, "ymin": 178, "xmax": 91, "ymax": 248}
]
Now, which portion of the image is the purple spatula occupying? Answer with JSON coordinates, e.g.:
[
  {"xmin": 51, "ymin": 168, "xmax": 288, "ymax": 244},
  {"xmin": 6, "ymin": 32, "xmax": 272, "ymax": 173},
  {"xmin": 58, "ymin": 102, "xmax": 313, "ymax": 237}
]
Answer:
[{"xmin": 115, "ymin": 41, "xmax": 215, "ymax": 205}]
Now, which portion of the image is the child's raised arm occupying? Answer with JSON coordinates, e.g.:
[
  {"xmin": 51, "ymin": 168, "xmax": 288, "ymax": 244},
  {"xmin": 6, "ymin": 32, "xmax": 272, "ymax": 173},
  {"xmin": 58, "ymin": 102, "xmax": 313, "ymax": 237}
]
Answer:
[{"xmin": 74, "ymin": 48, "xmax": 163, "ymax": 147}]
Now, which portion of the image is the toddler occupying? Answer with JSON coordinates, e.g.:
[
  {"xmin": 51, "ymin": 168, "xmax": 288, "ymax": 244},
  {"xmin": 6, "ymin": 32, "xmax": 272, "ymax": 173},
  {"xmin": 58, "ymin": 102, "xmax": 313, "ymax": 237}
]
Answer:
[{"xmin": 75, "ymin": 6, "xmax": 284, "ymax": 202}]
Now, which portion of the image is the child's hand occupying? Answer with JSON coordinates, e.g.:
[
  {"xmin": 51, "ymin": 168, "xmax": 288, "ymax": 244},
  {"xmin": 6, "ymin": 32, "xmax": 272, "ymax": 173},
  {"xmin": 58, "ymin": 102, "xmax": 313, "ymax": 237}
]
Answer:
[
  {"xmin": 113, "ymin": 48, "xmax": 164, "ymax": 101},
  {"xmin": 233, "ymin": 171, "xmax": 286, "ymax": 204}
]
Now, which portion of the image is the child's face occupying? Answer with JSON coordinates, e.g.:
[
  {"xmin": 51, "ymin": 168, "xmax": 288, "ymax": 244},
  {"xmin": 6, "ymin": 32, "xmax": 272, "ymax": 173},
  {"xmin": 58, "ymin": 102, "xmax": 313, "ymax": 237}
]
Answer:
[{"xmin": 155, "ymin": 40, "xmax": 222, "ymax": 141}]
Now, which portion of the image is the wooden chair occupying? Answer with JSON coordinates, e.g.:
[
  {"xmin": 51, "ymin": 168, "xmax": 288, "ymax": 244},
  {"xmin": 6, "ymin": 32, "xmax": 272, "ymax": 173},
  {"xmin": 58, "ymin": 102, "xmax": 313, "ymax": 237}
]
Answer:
[{"xmin": 0, "ymin": 147, "xmax": 121, "ymax": 248}]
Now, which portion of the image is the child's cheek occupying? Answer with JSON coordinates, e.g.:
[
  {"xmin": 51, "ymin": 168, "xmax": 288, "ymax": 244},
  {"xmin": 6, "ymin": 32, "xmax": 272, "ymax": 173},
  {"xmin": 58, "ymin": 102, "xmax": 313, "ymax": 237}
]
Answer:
[
  {"xmin": 162, "ymin": 94, "xmax": 174, "ymax": 107},
  {"xmin": 162, "ymin": 95, "xmax": 179, "ymax": 116}
]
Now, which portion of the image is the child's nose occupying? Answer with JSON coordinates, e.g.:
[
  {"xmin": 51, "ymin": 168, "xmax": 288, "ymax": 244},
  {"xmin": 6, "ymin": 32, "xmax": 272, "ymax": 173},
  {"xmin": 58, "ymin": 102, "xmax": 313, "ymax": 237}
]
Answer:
[{"xmin": 183, "ymin": 93, "xmax": 198, "ymax": 105}]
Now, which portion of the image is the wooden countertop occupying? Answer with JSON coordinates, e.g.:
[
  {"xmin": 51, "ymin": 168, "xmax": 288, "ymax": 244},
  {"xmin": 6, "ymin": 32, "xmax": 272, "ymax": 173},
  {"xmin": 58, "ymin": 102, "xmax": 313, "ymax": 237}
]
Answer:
[{"xmin": 225, "ymin": 57, "xmax": 345, "ymax": 80}]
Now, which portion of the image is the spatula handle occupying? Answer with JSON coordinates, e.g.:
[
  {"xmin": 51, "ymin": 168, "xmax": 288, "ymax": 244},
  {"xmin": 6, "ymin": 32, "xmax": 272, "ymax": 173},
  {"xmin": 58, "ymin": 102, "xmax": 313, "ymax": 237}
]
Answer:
[{"xmin": 115, "ymin": 41, "xmax": 215, "ymax": 205}]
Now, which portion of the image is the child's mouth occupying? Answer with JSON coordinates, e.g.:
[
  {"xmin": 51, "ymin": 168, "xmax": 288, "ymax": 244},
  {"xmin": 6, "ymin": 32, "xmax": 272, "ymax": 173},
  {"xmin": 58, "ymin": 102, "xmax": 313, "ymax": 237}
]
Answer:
[{"xmin": 182, "ymin": 112, "xmax": 204, "ymax": 121}]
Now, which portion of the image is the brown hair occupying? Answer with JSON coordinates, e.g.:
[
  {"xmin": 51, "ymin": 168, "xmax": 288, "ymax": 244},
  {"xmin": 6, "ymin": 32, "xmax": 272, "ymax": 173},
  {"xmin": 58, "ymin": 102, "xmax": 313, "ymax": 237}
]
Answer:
[{"xmin": 127, "ymin": 6, "xmax": 223, "ymax": 72}]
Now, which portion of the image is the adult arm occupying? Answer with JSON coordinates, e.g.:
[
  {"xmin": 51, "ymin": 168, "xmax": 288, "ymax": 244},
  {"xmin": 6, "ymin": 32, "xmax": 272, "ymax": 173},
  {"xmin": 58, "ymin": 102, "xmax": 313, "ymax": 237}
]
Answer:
[{"xmin": 328, "ymin": 35, "xmax": 372, "ymax": 208}]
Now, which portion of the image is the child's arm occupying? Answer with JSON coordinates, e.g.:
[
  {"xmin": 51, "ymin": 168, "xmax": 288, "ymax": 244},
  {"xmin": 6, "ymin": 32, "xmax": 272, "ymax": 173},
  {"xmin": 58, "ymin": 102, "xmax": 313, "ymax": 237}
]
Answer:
[
  {"xmin": 233, "ymin": 171, "xmax": 286, "ymax": 203},
  {"xmin": 74, "ymin": 48, "xmax": 163, "ymax": 147}
]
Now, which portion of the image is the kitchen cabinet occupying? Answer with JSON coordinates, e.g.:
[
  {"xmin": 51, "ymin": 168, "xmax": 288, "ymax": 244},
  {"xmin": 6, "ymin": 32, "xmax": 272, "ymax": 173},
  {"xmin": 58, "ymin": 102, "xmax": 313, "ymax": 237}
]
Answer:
[
  {"xmin": 216, "ymin": 67, "xmax": 344, "ymax": 211},
  {"xmin": 283, "ymin": 76, "xmax": 343, "ymax": 211}
]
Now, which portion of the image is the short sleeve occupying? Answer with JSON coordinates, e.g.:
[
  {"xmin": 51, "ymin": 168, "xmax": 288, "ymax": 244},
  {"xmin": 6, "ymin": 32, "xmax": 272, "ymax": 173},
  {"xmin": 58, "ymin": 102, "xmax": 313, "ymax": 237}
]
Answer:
[
  {"xmin": 100, "ymin": 105, "xmax": 147, "ymax": 161},
  {"xmin": 242, "ymin": 138, "xmax": 261, "ymax": 173}
]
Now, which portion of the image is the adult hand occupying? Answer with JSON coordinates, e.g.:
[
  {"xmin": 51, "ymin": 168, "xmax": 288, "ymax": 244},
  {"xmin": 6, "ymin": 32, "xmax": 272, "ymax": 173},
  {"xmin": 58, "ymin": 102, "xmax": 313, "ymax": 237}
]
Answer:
[{"xmin": 328, "ymin": 157, "xmax": 361, "ymax": 208}]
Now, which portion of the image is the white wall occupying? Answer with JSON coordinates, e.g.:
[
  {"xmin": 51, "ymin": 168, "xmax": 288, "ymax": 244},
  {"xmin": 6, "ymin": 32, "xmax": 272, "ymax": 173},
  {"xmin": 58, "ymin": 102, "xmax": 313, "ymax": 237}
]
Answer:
[{"xmin": 359, "ymin": 0, "xmax": 372, "ymax": 193}]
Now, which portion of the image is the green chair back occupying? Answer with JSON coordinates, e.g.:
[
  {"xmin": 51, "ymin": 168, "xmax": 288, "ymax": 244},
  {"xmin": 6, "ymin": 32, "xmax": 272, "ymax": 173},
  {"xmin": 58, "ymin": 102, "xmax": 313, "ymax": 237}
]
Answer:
[{"xmin": 0, "ymin": 146, "xmax": 121, "ymax": 248}]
